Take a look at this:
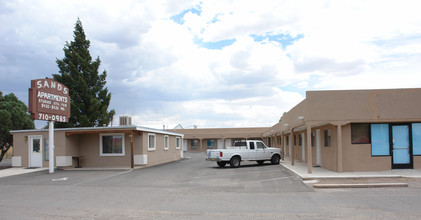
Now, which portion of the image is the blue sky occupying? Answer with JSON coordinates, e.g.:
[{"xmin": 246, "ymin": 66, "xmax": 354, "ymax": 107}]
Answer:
[{"xmin": 1, "ymin": 0, "xmax": 421, "ymax": 129}]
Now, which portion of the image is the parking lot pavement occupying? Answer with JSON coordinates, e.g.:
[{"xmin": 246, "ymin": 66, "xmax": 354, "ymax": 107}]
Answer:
[
  {"xmin": 1, "ymin": 153, "xmax": 421, "ymax": 219},
  {"xmin": 0, "ymin": 152, "xmax": 311, "ymax": 193}
]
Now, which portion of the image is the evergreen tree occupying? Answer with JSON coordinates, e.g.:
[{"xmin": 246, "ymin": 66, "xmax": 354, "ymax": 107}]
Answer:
[
  {"xmin": 53, "ymin": 19, "xmax": 115, "ymax": 128},
  {"xmin": 0, "ymin": 92, "xmax": 35, "ymax": 161}
]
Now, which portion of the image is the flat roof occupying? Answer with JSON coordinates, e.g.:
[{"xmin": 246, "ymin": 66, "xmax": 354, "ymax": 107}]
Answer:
[{"xmin": 10, "ymin": 125, "xmax": 184, "ymax": 137}]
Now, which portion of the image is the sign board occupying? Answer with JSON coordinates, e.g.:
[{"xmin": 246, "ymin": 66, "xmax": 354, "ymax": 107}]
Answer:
[{"xmin": 28, "ymin": 78, "xmax": 70, "ymax": 122}]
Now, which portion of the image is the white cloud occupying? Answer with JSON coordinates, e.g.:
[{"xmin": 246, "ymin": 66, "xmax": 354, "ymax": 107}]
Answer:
[{"xmin": 1, "ymin": 0, "xmax": 421, "ymax": 129}]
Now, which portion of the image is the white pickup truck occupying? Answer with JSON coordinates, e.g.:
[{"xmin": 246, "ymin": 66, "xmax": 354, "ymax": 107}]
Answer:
[{"xmin": 206, "ymin": 140, "xmax": 281, "ymax": 168}]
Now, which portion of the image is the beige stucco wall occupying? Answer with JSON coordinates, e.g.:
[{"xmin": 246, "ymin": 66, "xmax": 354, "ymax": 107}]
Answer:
[
  {"xmin": 305, "ymin": 89, "xmax": 421, "ymax": 122},
  {"xmin": 319, "ymin": 125, "xmax": 338, "ymax": 172},
  {"xmin": 270, "ymin": 88, "xmax": 421, "ymax": 172},
  {"xmin": 78, "ymin": 133, "xmax": 131, "ymax": 168},
  {"xmin": 12, "ymin": 128, "xmax": 182, "ymax": 168},
  {"xmin": 12, "ymin": 130, "xmax": 50, "ymax": 168},
  {"xmin": 177, "ymin": 127, "xmax": 267, "ymax": 152},
  {"xmin": 341, "ymin": 124, "xmax": 391, "ymax": 172},
  {"xmin": 142, "ymin": 133, "xmax": 182, "ymax": 167},
  {"xmin": 414, "ymin": 156, "xmax": 421, "ymax": 169}
]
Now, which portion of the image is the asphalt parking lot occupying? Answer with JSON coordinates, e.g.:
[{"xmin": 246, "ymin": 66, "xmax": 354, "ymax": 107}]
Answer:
[
  {"xmin": 1, "ymin": 153, "xmax": 421, "ymax": 219},
  {"xmin": 0, "ymin": 152, "xmax": 310, "ymax": 193}
]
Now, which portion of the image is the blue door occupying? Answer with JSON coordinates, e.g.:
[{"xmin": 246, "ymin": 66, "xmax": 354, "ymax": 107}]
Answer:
[{"xmin": 392, "ymin": 125, "xmax": 412, "ymax": 169}]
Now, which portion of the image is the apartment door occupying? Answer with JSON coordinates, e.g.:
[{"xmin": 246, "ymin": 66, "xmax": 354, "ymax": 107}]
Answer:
[
  {"xmin": 217, "ymin": 139, "xmax": 224, "ymax": 149},
  {"xmin": 225, "ymin": 139, "xmax": 232, "ymax": 149},
  {"xmin": 29, "ymin": 136, "xmax": 42, "ymax": 168},
  {"xmin": 391, "ymin": 125, "xmax": 413, "ymax": 169},
  {"xmin": 182, "ymin": 140, "xmax": 187, "ymax": 152},
  {"xmin": 316, "ymin": 129, "xmax": 322, "ymax": 166},
  {"xmin": 301, "ymin": 133, "xmax": 305, "ymax": 161}
]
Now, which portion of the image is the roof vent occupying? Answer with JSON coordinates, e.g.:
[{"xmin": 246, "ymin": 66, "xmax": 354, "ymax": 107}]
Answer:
[{"xmin": 119, "ymin": 116, "xmax": 132, "ymax": 126}]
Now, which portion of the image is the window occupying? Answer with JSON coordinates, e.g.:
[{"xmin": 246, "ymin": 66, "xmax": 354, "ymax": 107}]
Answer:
[
  {"xmin": 324, "ymin": 129, "xmax": 331, "ymax": 147},
  {"xmin": 176, "ymin": 137, "xmax": 181, "ymax": 150},
  {"xmin": 207, "ymin": 140, "xmax": 214, "ymax": 147},
  {"xmin": 412, "ymin": 123, "xmax": 421, "ymax": 155},
  {"xmin": 311, "ymin": 132, "xmax": 315, "ymax": 147},
  {"xmin": 234, "ymin": 141, "xmax": 246, "ymax": 147},
  {"xmin": 191, "ymin": 140, "xmax": 198, "ymax": 150},
  {"xmin": 249, "ymin": 142, "xmax": 255, "ymax": 150},
  {"xmin": 351, "ymin": 123, "xmax": 371, "ymax": 144},
  {"xmin": 370, "ymin": 124, "xmax": 389, "ymax": 156},
  {"xmin": 294, "ymin": 135, "xmax": 297, "ymax": 145},
  {"xmin": 100, "ymin": 133, "xmax": 125, "ymax": 156},
  {"xmin": 164, "ymin": 135, "xmax": 169, "ymax": 150},
  {"xmin": 299, "ymin": 134, "xmax": 302, "ymax": 146},
  {"xmin": 33, "ymin": 138, "xmax": 40, "ymax": 152},
  {"xmin": 256, "ymin": 142, "xmax": 266, "ymax": 149},
  {"xmin": 148, "ymin": 133, "xmax": 156, "ymax": 151}
]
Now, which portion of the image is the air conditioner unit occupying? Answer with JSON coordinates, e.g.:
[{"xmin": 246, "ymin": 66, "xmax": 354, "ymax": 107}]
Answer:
[{"xmin": 119, "ymin": 116, "xmax": 132, "ymax": 126}]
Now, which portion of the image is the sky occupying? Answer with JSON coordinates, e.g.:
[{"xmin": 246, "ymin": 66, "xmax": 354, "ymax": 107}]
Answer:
[{"xmin": 1, "ymin": 0, "xmax": 421, "ymax": 129}]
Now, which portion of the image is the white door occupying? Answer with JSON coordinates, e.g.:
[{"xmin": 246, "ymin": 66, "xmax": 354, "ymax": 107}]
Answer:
[
  {"xmin": 225, "ymin": 139, "xmax": 232, "ymax": 149},
  {"xmin": 183, "ymin": 140, "xmax": 188, "ymax": 152},
  {"xmin": 316, "ymin": 129, "xmax": 321, "ymax": 166},
  {"xmin": 29, "ymin": 136, "xmax": 42, "ymax": 168},
  {"xmin": 301, "ymin": 133, "xmax": 305, "ymax": 161},
  {"xmin": 217, "ymin": 139, "xmax": 223, "ymax": 149},
  {"xmin": 283, "ymin": 136, "xmax": 287, "ymax": 158}
]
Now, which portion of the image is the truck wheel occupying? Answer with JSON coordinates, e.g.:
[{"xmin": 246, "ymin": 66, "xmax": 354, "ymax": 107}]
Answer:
[
  {"xmin": 257, "ymin": 160, "xmax": 264, "ymax": 165},
  {"xmin": 217, "ymin": 161, "xmax": 227, "ymax": 168},
  {"xmin": 230, "ymin": 156, "xmax": 241, "ymax": 168},
  {"xmin": 271, "ymin": 155, "xmax": 280, "ymax": 165}
]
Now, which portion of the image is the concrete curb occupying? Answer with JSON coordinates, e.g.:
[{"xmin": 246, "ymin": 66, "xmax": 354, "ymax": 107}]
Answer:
[
  {"xmin": 313, "ymin": 182, "xmax": 408, "ymax": 188},
  {"xmin": 301, "ymin": 175, "xmax": 403, "ymax": 181}
]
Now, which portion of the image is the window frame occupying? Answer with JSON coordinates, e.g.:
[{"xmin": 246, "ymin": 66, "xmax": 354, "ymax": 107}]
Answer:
[
  {"xmin": 370, "ymin": 123, "xmax": 390, "ymax": 156},
  {"xmin": 164, "ymin": 135, "xmax": 169, "ymax": 150},
  {"xmin": 311, "ymin": 132, "xmax": 315, "ymax": 147},
  {"xmin": 148, "ymin": 133, "xmax": 156, "ymax": 151},
  {"xmin": 324, "ymin": 129, "xmax": 331, "ymax": 147},
  {"xmin": 176, "ymin": 137, "xmax": 181, "ymax": 150},
  {"xmin": 351, "ymin": 123, "xmax": 371, "ymax": 144},
  {"xmin": 413, "ymin": 123, "xmax": 421, "ymax": 156},
  {"xmin": 299, "ymin": 133, "xmax": 302, "ymax": 146},
  {"xmin": 207, "ymin": 139, "xmax": 215, "ymax": 147},
  {"xmin": 100, "ymin": 133, "xmax": 125, "ymax": 156},
  {"xmin": 191, "ymin": 139, "xmax": 198, "ymax": 150}
]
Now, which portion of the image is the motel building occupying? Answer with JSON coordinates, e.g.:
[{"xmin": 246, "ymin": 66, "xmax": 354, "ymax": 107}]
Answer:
[
  {"xmin": 174, "ymin": 127, "xmax": 269, "ymax": 152},
  {"xmin": 11, "ymin": 121, "xmax": 184, "ymax": 169},
  {"xmin": 263, "ymin": 88, "xmax": 421, "ymax": 173},
  {"xmin": 10, "ymin": 88, "xmax": 421, "ymax": 173}
]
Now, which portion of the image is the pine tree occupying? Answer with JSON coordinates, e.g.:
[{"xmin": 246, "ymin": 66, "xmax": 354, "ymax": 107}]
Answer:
[{"xmin": 53, "ymin": 18, "xmax": 115, "ymax": 128}]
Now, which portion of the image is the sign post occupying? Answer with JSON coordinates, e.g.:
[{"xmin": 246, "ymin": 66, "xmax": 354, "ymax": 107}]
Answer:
[
  {"xmin": 28, "ymin": 78, "xmax": 70, "ymax": 173},
  {"xmin": 49, "ymin": 121, "xmax": 54, "ymax": 173}
]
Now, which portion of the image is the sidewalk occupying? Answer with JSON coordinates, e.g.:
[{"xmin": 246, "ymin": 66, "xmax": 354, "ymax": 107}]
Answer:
[
  {"xmin": 280, "ymin": 157, "xmax": 421, "ymax": 180},
  {"xmin": 0, "ymin": 167, "xmax": 48, "ymax": 178}
]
